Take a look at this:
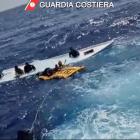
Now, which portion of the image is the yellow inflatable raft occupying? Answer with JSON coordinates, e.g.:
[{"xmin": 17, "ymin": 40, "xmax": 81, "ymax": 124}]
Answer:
[{"xmin": 39, "ymin": 66, "xmax": 85, "ymax": 80}]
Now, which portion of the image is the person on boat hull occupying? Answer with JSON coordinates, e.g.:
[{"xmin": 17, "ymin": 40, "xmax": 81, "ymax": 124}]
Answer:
[
  {"xmin": 24, "ymin": 62, "xmax": 36, "ymax": 73},
  {"xmin": 69, "ymin": 47, "xmax": 80, "ymax": 58},
  {"xmin": 53, "ymin": 64, "xmax": 59, "ymax": 72},
  {"xmin": 15, "ymin": 66, "xmax": 24, "ymax": 76},
  {"xmin": 41, "ymin": 68, "xmax": 54, "ymax": 76},
  {"xmin": 58, "ymin": 61, "xmax": 64, "ymax": 68}
]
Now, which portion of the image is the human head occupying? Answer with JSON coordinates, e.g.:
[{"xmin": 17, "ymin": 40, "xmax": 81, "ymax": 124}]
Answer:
[
  {"xmin": 70, "ymin": 47, "xmax": 73, "ymax": 50},
  {"xmin": 58, "ymin": 61, "xmax": 62, "ymax": 66},
  {"xmin": 25, "ymin": 62, "xmax": 29, "ymax": 65},
  {"xmin": 15, "ymin": 66, "xmax": 18, "ymax": 69}
]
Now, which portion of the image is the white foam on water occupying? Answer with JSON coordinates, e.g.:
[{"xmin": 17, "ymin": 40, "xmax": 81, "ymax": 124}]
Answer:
[
  {"xmin": 106, "ymin": 36, "xmax": 140, "ymax": 57},
  {"xmin": 45, "ymin": 34, "xmax": 58, "ymax": 45},
  {"xmin": 47, "ymin": 106, "xmax": 140, "ymax": 139},
  {"xmin": 89, "ymin": 19, "xmax": 104, "ymax": 26},
  {"xmin": 58, "ymin": 33, "xmax": 69, "ymax": 46},
  {"xmin": 46, "ymin": 60, "xmax": 140, "ymax": 139},
  {"xmin": 110, "ymin": 15, "xmax": 138, "ymax": 28}
]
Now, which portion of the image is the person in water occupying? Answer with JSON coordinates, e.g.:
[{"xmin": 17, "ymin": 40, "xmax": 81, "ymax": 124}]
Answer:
[
  {"xmin": 38, "ymin": 61, "xmax": 64, "ymax": 77},
  {"xmin": 69, "ymin": 47, "xmax": 80, "ymax": 58},
  {"xmin": 0, "ymin": 71, "xmax": 4, "ymax": 79},
  {"xmin": 40, "ymin": 63, "xmax": 61, "ymax": 77},
  {"xmin": 15, "ymin": 66, "xmax": 24, "ymax": 76},
  {"xmin": 41, "ymin": 68, "xmax": 54, "ymax": 76},
  {"xmin": 24, "ymin": 62, "xmax": 36, "ymax": 73}
]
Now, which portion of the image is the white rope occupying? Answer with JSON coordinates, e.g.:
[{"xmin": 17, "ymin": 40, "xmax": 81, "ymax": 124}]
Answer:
[{"xmin": 29, "ymin": 89, "xmax": 53, "ymax": 133}]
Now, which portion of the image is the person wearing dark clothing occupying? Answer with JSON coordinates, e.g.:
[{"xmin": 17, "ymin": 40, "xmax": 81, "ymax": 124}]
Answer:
[
  {"xmin": 15, "ymin": 66, "xmax": 24, "ymax": 76},
  {"xmin": 0, "ymin": 71, "xmax": 4, "ymax": 79},
  {"xmin": 0, "ymin": 70, "xmax": 4, "ymax": 79},
  {"xmin": 69, "ymin": 47, "xmax": 80, "ymax": 58},
  {"xmin": 58, "ymin": 61, "xmax": 64, "ymax": 68},
  {"xmin": 41, "ymin": 68, "xmax": 53, "ymax": 76},
  {"xmin": 24, "ymin": 62, "xmax": 36, "ymax": 73},
  {"xmin": 53, "ymin": 64, "xmax": 59, "ymax": 72}
]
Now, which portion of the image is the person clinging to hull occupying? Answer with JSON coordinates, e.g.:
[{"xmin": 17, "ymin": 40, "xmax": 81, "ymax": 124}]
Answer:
[
  {"xmin": 40, "ymin": 64, "xmax": 60, "ymax": 77},
  {"xmin": 69, "ymin": 47, "xmax": 80, "ymax": 58},
  {"xmin": 38, "ymin": 62, "xmax": 64, "ymax": 77},
  {"xmin": 41, "ymin": 68, "xmax": 54, "ymax": 76},
  {"xmin": 14, "ymin": 66, "xmax": 24, "ymax": 77},
  {"xmin": 24, "ymin": 62, "xmax": 36, "ymax": 74},
  {"xmin": 0, "ymin": 70, "xmax": 4, "ymax": 79}
]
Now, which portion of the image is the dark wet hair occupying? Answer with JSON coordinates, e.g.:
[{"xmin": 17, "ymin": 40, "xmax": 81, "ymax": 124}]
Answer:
[
  {"xmin": 70, "ymin": 47, "xmax": 73, "ymax": 50},
  {"xmin": 15, "ymin": 66, "xmax": 18, "ymax": 69},
  {"xmin": 25, "ymin": 62, "xmax": 29, "ymax": 65},
  {"xmin": 58, "ymin": 61, "xmax": 62, "ymax": 65}
]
